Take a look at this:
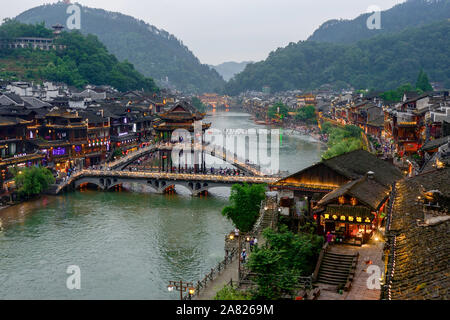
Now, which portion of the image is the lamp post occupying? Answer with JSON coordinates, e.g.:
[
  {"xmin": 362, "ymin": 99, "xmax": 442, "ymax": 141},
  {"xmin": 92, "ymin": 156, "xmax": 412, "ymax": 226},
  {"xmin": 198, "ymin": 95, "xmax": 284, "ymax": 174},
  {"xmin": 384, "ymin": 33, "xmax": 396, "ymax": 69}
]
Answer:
[
  {"xmin": 168, "ymin": 280, "xmax": 195, "ymax": 300},
  {"xmin": 235, "ymin": 232, "xmax": 252, "ymax": 282}
]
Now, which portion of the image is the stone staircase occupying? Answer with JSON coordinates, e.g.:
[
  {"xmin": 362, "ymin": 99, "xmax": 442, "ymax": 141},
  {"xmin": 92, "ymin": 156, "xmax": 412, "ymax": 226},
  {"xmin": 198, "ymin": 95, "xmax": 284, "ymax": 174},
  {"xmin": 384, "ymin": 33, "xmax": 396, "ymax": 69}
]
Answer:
[
  {"xmin": 252, "ymin": 201, "xmax": 278, "ymax": 234},
  {"xmin": 316, "ymin": 251, "xmax": 358, "ymax": 289},
  {"xmin": 260, "ymin": 210, "xmax": 274, "ymax": 230}
]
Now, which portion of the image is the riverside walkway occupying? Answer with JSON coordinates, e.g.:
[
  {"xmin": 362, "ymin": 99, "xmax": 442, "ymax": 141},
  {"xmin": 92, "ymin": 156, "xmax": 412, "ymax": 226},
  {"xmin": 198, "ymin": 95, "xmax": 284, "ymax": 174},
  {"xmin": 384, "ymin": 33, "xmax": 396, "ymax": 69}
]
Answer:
[
  {"xmin": 194, "ymin": 257, "xmax": 239, "ymax": 300},
  {"xmin": 192, "ymin": 199, "xmax": 277, "ymax": 300}
]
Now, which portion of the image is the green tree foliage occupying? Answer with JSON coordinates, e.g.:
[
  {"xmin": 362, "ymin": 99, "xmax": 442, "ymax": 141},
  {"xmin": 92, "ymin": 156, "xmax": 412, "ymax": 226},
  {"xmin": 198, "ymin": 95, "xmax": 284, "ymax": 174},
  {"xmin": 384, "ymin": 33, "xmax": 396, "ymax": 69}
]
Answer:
[
  {"xmin": 247, "ymin": 226, "xmax": 323, "ymax": 300},
  {"xmin": 191, "ymin": 96, "xmax": 206, "ymax": 113},
  {"xmin": 0, "ymin": 21, "xmax": 159, "ymax": 92},
  {"xmin": 267, "ymin": 102, "xmax": 289, "ymax": 120},
  {"xmin": 380, "ymin": 83, "xmax": 418, "ymax": 102},
  {"xmin": 225, "ymin": 20, "xmax": 450, "ymax": 94},
  {"xmin": 221, "ymin": 183, "xmax": 266, "ymax": 233},
  {"xmin": 113, "ymin": 148, "xmax": 124, "ymax": 158},
  {"xmin": 214, "ymin": 285, "xmax": 252, "ymax": 300},
  {"xmin": 321, "ymin": 121, "xmax": 333, "ymax": 134},
  {"xmin": 13, "ymin": 166, "xmax": 55, "ymax": 198},
  {"xmin": 15, "ymin": 3, "xmax": 225, "ymax": 93},
  {"xmin": 322, "ymin": 125, "xmax": 363, "ymax": 160},
  {"xmin": 0, "ymin": 19, "xmax": 52, "ymax": 39},
  {"xmin": 295, "ymin": 105, "xmax": 316, "ymax": 123},
  {"xmin": 416, "ymin": 69, "xmax": 433, "ymax": 92}
]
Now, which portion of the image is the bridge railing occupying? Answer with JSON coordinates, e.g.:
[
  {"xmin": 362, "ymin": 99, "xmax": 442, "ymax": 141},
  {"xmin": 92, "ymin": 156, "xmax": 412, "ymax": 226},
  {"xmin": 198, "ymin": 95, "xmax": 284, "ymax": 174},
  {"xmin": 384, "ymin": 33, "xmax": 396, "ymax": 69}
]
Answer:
[
  {"xmin": 107, "ymin": 141, "xmax": 266, "ymax": 177},
  {"xmin": 106, "ymin": 144, "xmax": 156, "ymax": 169},
  {"xmin": 51, "ymin": 169, "xmax": 279, "ymax": 194}
]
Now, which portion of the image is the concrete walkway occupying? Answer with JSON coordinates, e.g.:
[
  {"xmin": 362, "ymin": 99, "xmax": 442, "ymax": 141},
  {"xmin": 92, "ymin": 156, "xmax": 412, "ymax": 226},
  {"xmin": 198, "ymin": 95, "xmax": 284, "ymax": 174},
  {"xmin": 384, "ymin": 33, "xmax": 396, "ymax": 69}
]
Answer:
[
  {"xmin": 194, "ymin": 258, "xmax": 239, "ymax": 300},
  {"xmin": 317, "ymin": 241, "xmax": 384, "ymax": 300}
]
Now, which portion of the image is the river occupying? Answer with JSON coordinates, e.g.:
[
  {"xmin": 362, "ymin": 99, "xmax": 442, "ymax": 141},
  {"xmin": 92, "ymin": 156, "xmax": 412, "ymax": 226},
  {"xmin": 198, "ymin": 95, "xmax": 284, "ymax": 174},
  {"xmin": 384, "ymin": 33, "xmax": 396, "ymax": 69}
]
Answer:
[{"xmin": 0, "ymin": 111, "xmax": 326, "ymax": 299}]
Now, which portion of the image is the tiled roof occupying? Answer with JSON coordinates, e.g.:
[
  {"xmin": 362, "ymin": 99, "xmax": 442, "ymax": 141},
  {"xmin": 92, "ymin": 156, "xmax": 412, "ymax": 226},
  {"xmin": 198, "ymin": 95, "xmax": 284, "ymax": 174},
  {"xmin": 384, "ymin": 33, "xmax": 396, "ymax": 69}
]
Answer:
[
  {"xmin": 323, "ymin": 149, "xmax": 403, "ymax": 187},
  {"xmin": 421, "ymin": 136, "xmax": 449, "ymax": 152},
  {"xmin": 318, "ymin": 175, "xmax": 390, "ymax": 211},
  {"xmin": 21, "ymin": 96, "xmax": 52, "ymax": 109},
  {"xmin": 367, "ymin": 115, "xmax": 385, "ymax": 127},
  {"xmin": 387, "ymin": 168, "xmax": 450, "ymax": 300},
  {"xmin": 0, "ymin": 116, "xmax": 31, "ymax": 126}
]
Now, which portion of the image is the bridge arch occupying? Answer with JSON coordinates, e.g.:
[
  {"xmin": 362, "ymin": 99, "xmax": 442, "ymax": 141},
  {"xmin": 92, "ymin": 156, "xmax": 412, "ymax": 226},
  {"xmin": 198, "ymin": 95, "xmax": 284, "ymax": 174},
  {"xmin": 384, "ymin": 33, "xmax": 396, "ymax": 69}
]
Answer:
[{"xmin": 74, "ymin": 177, "xmax": 105, "ymax": 190}]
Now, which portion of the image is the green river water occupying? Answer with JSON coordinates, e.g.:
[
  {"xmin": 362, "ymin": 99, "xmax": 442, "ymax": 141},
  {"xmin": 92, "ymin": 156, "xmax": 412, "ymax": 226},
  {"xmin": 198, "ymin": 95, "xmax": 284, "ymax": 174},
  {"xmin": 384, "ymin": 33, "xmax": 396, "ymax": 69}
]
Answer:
[{"xmin": 0, "ymin": 111, "xmax": 326, "ymax": 299}]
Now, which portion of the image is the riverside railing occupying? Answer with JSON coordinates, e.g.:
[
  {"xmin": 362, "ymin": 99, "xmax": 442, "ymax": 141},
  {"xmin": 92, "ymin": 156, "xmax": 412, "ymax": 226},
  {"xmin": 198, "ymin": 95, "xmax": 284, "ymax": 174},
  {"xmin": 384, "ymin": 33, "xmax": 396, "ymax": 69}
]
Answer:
[{"xmin": 183, "ymin": 248, "xmax": 238, "ymax": 300}]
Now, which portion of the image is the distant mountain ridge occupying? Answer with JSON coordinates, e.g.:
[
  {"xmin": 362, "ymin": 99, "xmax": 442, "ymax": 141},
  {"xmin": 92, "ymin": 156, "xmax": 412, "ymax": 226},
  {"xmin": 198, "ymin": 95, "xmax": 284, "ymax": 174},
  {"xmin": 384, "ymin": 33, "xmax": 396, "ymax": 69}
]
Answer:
[
  {"xmin": 308, "ymin": 0, "xmax": 450, "ymax": 43},
  {"xmin": 210, "ymin": 61, "xmax": 253, "ymax": 81},
  {"xmin": 15, "ymin": 2, "xmax": 225, "ymax": 93},
  {"xmin": 225, "ymin": 20, "xmax": 450, "ymax": 94}
]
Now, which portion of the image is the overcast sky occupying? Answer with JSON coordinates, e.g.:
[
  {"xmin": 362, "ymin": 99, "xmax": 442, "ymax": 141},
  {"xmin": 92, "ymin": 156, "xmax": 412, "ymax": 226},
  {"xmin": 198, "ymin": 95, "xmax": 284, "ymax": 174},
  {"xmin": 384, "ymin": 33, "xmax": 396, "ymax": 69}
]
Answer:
[{"xmin": 1, "ymin": 0, "xmax": 405, "ymax": 65}]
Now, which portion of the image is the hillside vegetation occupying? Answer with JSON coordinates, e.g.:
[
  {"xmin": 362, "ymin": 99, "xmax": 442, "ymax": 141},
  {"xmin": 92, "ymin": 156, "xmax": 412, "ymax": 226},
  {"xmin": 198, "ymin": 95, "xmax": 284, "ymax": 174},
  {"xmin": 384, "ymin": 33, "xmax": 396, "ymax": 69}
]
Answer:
[
  {"xmin": 0, "ymin": 20, "xmax": 158, "ymax": 93},
  {"xmin": 308, "ymin": 0, "xmax": 450, "ymax": 44},
  {"xmin": 225, "ymin": 20, "xmax": 450, "ymax": 94},
  {"xmin": 16, "ymin": 2, "xmax": 225, "ymax": 93}
]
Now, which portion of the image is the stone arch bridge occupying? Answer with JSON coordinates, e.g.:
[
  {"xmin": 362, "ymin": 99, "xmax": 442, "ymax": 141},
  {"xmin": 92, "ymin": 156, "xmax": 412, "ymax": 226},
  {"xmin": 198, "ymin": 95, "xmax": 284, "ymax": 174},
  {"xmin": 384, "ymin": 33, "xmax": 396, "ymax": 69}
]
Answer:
[{"xmin": 56, "ymin": 170, "xmax": 278, "ymax": 196}]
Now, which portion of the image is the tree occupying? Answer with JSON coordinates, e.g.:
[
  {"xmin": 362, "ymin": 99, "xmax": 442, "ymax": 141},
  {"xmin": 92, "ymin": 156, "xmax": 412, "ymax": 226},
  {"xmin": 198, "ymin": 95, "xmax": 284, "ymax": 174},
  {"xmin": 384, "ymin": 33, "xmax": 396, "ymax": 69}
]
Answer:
[
  {"xmin": 247, "ymin": 226, "xmax": 323, "ymax": 300},
  {"xmin": 322, "ymin": 125, "xmax": 363, "ymax": 160},
  {"xmin": 113, "ymin": 148, "xmax": 124, "ymax": 158},
  {"xmin": 214, "ymin": 285, "xmax": 252, "ymax": 300},
  {"xmin": 191, "ymin": 97, "xmax": 206, "ymax": 113},
  {"xmin": 224, "ymin": 21, "xmax": 450, "ymax": 95},
  {"xmin": 380, "ymin": 83, "xmax": 416, "ymax": 102},
  {"xmin": 0, "ymin": 22, "xmax": 159, "ymax": 93},
  {"xmin": 221, "ymin": 183, "xmax": 266, "ymax": 233},
  {"xmin": 13, "ymin": 166, "xmax": 55, "ymax": 198},
  {"xmin": 267, "ymin": 102, "xmax": 289, "ymax": 120},
  {"xmin": 295, "ymin": 105, "xmax": 316, "ymax": 123},
  {"xmin": 416, "ymin": 70, "xmax": 433, "ymax": 92}
]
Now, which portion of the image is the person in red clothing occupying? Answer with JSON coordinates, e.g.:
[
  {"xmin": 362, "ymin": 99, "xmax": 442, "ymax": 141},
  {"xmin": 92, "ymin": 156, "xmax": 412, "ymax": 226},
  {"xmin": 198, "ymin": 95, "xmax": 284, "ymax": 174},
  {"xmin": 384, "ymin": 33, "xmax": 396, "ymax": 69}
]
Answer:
[{"xmin": 326, "ymin": 232, "xmax": 333, "ymax": 244}]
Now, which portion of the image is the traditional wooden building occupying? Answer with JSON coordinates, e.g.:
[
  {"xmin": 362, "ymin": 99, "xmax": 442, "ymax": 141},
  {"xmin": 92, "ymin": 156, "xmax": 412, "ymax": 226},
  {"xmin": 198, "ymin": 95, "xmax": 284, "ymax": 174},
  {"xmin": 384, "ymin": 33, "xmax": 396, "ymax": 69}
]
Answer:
[
  {"xmin": 154, "ymin": 101, "xmax": 211, "ymax": 173},
  {"xmin": 0, "ymin": 116, "xmax": 44, "ymax": 184},
  {"xmin": 270, "ymin": 150, "xmax": 403, "ymax": 228},
  {"xmin": 81, "ymin": 110, "xmax": 111, "ymax": 167},
  {"xmin": 32, "ymin": 110, "xmax": 89, "ymax": 171},
  {"xmin": 384, "ymin": 94, "xmax": 431, "ymax": 155},
  {"xmin": 106, "ymin": 106, "xmax": 139, "ymax": 154},
  {"xmin": 155, "ymin": 101, "xmax": 210, "ymax": 140},
  {"xmin": 316, "ymin": 172, "xmax": 390, "ymax": 245}
]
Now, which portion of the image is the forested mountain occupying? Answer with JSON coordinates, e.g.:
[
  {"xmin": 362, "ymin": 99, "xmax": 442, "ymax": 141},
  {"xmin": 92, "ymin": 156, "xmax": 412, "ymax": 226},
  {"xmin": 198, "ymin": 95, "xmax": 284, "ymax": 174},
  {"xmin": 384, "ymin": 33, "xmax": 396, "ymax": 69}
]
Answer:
[
  {"xmin": 225, "ymin": 20, "xmax": 450, "ymax": 95},
  {"xmin": 308, "ymin": 0, "xmax": 450, "ymax": 44},
  {"xmin": 15, "ymin": 2, "xmax": 225, "ymax": 93},
  {"xmin": 0, "ymin": 21, "xmax": 159, "ymax": 93},
  {"xmin": 210, "ymin": 61, "xmax": 253, "ymax": 81}
]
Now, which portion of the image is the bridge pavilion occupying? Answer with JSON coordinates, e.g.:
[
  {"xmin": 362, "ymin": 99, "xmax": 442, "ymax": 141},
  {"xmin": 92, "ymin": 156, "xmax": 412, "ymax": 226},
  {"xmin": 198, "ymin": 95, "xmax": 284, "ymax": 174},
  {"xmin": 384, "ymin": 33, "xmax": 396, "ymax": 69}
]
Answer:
[{"xmin": 154, "ymin": 101, "xmax": 211, "ymax": 173}]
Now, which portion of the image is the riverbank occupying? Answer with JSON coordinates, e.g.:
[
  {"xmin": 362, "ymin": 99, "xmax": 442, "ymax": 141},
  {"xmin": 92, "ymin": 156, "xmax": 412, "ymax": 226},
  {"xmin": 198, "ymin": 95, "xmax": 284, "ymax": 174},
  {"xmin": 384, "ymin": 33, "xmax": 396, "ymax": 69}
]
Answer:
[
  {"xmin": 247, "ymin": 110, "xmax": 327, "ymax": 144},
  {"xmin": 0, "ymin": 195, "xmax": 58, "ymax": 227}
]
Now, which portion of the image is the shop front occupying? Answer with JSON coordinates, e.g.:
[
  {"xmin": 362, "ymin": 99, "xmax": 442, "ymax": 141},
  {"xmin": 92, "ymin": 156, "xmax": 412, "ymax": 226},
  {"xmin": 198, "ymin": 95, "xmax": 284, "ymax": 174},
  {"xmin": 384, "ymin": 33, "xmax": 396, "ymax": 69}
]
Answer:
[{"xmin": 321, "ymin": 205, "xmax": 376, "ymax": 246}]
